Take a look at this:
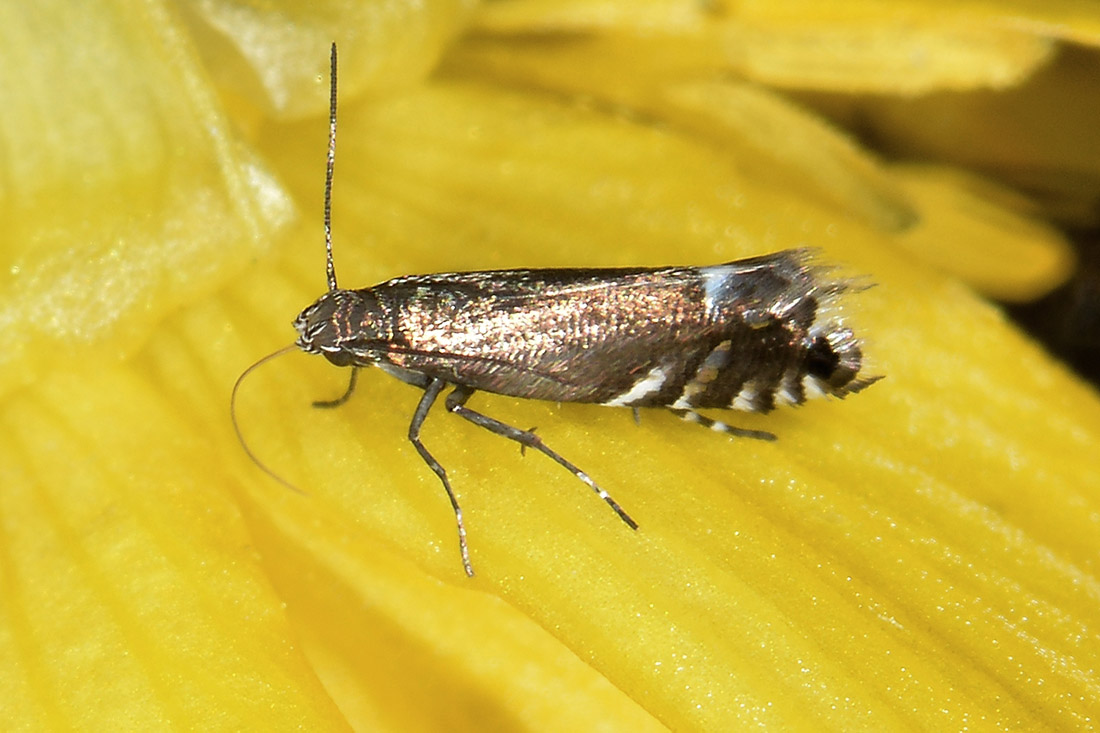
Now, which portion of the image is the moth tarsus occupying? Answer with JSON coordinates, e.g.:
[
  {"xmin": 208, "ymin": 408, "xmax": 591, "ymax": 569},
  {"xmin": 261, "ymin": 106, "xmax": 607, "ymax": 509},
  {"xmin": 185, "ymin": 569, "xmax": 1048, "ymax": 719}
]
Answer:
[
  {"xmin": 235, "ymin": 42, "xmax": 881, "ymax": 577},
  {"xmin": 312, "ymin": 365, "xmax": 359, "ymax": 408}
]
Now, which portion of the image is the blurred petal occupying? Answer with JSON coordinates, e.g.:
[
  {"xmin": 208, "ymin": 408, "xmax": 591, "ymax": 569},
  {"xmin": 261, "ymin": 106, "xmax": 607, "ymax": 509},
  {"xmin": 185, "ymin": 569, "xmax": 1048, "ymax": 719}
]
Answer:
[
  {"xmin": 475, "ymin": 0, "xmax": 1057, "ymax": 92},
  {"xmin": 845, "ymin": 46, "xmax": 1100, "ymax": 226},
  {"xmin": 0, "ymin": 0, "xmax": 294, "ymax": 397},
  {"xmin": 447, "ymin": 39, "xmax": 919, "ymax": 233},
  {"xmin": 180, "ymin": 0, "xmax": 479, "ymax": 119},
  {"xmin": 889, "ymin": 163, "xmax": 1075, "ymax": 301}
]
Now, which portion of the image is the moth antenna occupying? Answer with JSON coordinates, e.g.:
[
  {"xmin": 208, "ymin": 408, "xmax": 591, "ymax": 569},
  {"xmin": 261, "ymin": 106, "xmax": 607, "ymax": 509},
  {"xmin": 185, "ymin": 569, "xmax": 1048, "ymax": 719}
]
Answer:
[
  {"xmin": 231, "ymin": 344, "xmax": 308, "ymax": 496},
  {"xmin": 324, "ymin": 42, "xmax": 339, "ymax": 292}
]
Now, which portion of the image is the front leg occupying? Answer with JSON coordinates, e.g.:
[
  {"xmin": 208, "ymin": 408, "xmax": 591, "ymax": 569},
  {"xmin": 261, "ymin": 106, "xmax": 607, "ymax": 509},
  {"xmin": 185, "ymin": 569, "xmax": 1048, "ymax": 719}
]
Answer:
[{"xmin": 312, "ymin": 366, "xmax": 359, "ymax": 408}]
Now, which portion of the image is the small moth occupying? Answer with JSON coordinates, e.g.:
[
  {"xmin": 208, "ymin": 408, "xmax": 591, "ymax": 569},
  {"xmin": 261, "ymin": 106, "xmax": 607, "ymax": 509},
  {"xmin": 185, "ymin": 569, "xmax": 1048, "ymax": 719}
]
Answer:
[{"xmin": 234, "ymin": 45, "xmax": 881, "ymax": 576}]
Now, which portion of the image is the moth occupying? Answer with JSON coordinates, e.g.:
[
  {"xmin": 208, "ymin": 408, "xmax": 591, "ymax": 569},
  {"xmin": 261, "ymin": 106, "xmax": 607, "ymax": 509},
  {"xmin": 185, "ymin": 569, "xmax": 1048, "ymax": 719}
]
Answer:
[{"xmin": 234, "ymin": 45, "xmax": 881, "ymax": 576}]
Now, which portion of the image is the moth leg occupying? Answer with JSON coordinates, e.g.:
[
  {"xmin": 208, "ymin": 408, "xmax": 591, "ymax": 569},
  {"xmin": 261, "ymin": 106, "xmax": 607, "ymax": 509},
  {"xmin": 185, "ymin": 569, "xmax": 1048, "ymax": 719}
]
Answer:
[
  {"xmin": 410, "ymin": 378, "xmax": 474, "ymax": 577},
  {"xmin": 668, "ymin": 408, "xmax": 777, "ymax": 441},
  {"xmin": 444, "ymin": 386, "xmax": 638, "ymax": 531},
  {"xmin": 313, "ymin": 366, "xmax": 360, "ymax": 409},
  {"xmin": 845, "ymin": 374, "xmax": 884, "ymax": 395},
  {"xmin": 519, "ymin": 427, "xmax": 537, "ymax": 456}
]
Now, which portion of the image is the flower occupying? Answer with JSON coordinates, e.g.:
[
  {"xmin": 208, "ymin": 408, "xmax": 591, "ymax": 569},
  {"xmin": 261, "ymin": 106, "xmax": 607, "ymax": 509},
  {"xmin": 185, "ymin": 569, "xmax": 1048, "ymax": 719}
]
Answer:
[{"xmin": 2, "ymin": 1, "xmax": 1097, "ymax": 730}]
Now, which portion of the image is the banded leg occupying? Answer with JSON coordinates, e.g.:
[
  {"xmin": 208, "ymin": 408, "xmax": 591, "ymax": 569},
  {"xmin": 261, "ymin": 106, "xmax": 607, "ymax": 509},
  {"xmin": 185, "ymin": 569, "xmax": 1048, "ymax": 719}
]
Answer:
[
  {"xmin": 409, "ymin": 378, "xmax": 474, "ymax": 577},
  {"xmin": 846, "ymin": 375, "xmax": 884, "ymax": 395},
  {"xmin": 445, "ymin": 386, "xmax": 638, "ymax": 530},
  {"xmin": 313, "ymin": 366, "xmax": 360, "ymax": 408},
  {"xmin": 669, "ymin": 408, "xmax": 777, "ymax": 441}
]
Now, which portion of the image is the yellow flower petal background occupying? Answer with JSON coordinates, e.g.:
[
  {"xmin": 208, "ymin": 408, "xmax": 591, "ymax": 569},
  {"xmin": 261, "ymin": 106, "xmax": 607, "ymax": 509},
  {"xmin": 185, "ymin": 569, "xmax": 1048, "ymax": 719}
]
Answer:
[{"xmin": 3, "ymin": 1, "xmax": 1099, "ymax": 732}]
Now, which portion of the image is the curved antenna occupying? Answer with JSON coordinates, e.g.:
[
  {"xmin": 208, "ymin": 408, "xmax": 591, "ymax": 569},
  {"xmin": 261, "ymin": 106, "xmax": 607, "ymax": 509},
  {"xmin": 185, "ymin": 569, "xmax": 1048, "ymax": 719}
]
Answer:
[
  {"xmin": 231, "ymin": 344, "xmax": 308, "ymax": 495},
  {"xmin": 324, "ymin": 42, "xmax": 339, "ymax": 292}
]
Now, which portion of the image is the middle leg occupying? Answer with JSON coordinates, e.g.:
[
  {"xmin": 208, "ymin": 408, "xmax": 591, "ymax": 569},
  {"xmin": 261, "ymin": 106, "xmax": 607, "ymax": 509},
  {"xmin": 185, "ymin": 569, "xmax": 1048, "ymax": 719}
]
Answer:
[{"xmin": 444, "ymin": 387, "xmax": 638, "ymax": 530}]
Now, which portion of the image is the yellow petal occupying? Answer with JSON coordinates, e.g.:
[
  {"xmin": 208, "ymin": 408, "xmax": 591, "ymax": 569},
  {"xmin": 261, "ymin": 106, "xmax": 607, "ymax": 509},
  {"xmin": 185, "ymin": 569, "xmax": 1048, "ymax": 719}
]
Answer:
[
  {"xmin": 0, "ymin": 1, "xmax": 294, "ymax": 398},
  {"xmin": 474, "ymin": 0, "xmax": 1057, "ymax": 92},
  {"xmin": 181, "ymin": 0, "xmax": 478, "ymax": 119},
  {"xmin": 236, "ymin": 79, "xmax": 1100, "ymax": 728},
  {"xmin": 446, "ymin": 38, "xmax": 1074, "ymax": 297},
  {"xmin": 889, "ymin": 163, "xmax": 1075, "ymax": 301},
  {"xmin": 0, "ymin": 2, "xmax": 659, "ymax": 730},
  {"xmin": 6, "ymin": 1, "xmax": 1100, "ymax": 731},
  {"xmin": 1, "ymin": 365, "xmax": 350, "ymax": 729},
  {"xmin": 843, "ymin": 46, "xmax": 1100, "ymax": 226}
]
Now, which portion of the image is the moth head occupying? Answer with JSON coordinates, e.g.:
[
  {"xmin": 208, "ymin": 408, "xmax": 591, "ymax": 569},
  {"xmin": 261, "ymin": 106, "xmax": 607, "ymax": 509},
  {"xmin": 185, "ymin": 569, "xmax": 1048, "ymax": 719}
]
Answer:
[{"xmin": 293, "ymin": 289, "xmax": 386, "ymax": 367}]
